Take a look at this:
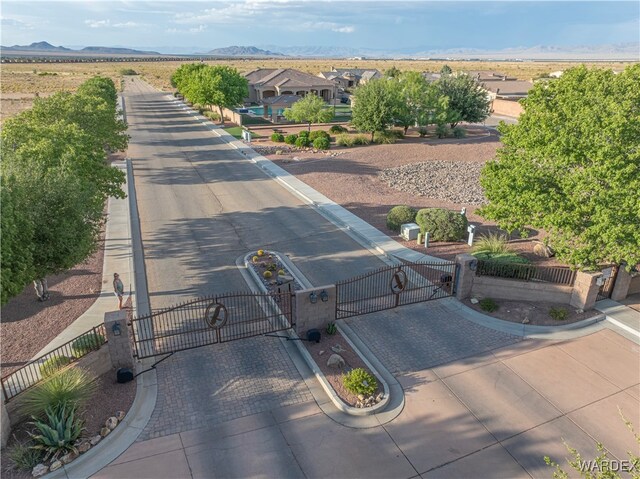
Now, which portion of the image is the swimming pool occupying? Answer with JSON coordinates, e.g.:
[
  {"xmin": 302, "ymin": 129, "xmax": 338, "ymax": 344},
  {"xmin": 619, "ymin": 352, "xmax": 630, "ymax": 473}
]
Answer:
[{"xmin": 238, "ymin": 106, "xmax": 284, "ymax": 116}]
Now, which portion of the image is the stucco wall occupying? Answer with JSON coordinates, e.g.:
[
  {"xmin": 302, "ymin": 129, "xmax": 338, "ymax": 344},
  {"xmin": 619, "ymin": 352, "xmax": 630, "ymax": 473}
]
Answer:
[
  {"xmin": 629, "ymin": 274, "xmax": 640, "ymax": 295},
  {"xmin": 492, "ymin": 98, "xmax": 523, "ymax": 117}
]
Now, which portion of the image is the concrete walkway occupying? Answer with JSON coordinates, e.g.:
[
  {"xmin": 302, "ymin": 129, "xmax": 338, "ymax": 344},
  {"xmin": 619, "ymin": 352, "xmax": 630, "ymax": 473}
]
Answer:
[{"xmin": 32, "ymin": 91, "xmax": 640, "ymax": 478}]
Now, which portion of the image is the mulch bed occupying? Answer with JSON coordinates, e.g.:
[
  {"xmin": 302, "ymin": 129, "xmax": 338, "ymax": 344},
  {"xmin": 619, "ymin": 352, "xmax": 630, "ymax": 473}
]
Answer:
[{"xmin": 1, "ymin": 371, "xmax": 137, "ymax": 479}]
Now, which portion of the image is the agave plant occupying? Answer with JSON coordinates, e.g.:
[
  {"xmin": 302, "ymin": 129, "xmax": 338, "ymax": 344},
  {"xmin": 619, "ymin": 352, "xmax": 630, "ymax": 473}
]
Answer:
[{"xmin": 29, "ymin": 404, "xmax": 84, "ymax": 461}]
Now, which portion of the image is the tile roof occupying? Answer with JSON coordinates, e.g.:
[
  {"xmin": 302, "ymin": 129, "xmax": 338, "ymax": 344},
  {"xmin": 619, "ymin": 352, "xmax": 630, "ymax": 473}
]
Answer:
[{"xmin": 244, "ymin": 68, "xmax": 335, "ymax": 89}]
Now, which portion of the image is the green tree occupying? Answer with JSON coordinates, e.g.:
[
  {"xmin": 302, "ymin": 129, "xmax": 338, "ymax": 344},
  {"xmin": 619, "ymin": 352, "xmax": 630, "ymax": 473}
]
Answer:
[
  {"xmin": 435, "ymin": 72, "xmax": 491, "ymax": 127},
  {"xmin": 351, "ymin": 78, "xmax": 401, "ymax": 141},
  {"xmin": 384, "ymin": 66, "xmax": 402, "ymax": 79},
  {"xmin": 394, "ymin": 71, "xmax": 447, "ymax": 134},
  {"xmin": 283, "ymin": 94, "xmax": 334, "ymax": 131},
  {"xmin": 440, "ymin": 64, "xmax": 452, "ymax": 75},
  {"xmin": 478, "ymin": 65, "xmax": 640, "ymax": 270}
]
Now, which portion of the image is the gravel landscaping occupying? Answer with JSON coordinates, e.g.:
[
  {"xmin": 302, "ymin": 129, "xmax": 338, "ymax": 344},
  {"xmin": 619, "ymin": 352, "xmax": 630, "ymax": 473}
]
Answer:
[{"xmin": 380, "ymin": 160, "xmax": 486, "ymax": 205}]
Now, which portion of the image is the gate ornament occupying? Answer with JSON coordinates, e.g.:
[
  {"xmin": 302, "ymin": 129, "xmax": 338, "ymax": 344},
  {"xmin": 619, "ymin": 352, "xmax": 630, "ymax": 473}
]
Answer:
[
  {"xmin": 390, "ymin": 269, "xmax": 408, "ymax": 295},
  {"xmin": 205, "ymin": 302, "xmax": 228, "ymax": 329}
]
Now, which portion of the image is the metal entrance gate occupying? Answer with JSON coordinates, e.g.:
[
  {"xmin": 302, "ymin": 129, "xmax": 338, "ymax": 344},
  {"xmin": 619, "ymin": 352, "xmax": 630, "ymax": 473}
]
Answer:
[
  {"xmin": 335, "ymin": 260, "xmax": 457, "ymax": 319},
  {"xmin": 130, "ymin": 291, "xmax": 294, "ymax": 359}
]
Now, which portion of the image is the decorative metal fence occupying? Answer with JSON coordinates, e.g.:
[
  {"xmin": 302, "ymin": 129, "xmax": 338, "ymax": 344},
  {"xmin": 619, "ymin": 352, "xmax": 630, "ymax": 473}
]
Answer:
[
  {"xmin": 475, "ymin": 260, "xmax": 577, "ymax": 285},
  {"xmin": 1, "ymin": 324, "xmax": 107, "ymax": 402},
  {"xmin": 336, "ymin": 261, "xmax": 457, "ymax": 319},
  {"xmin": 130, "ymin": 290, "xmax": 295, "ymax": 359}
]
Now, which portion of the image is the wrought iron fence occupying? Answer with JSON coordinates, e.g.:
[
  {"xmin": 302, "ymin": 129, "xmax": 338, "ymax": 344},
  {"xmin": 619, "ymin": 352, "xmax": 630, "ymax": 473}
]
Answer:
[
  {"xmin": 1, "ymin": 324, "xmax": 107, "ymax": 402},
  {"xmin": 130, "ymin": 290, "xmax": 295, "ymax": 359},
  {"xmin": 475, "ymin": 260, "xmax": 577, "ymax": 285},
  {"xmin": 336, "ymin": 260, "xmax": 457, "ymax": 319}
]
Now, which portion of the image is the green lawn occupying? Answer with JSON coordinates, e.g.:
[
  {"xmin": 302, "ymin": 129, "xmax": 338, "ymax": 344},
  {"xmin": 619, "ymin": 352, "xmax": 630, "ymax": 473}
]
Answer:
[{"xmin": 223, "ymin": 126, "xmax": 262, "ymax": 140}]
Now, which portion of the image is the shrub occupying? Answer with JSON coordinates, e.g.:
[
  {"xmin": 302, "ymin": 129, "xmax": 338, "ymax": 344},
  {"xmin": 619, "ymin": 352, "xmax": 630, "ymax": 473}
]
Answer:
[
  {"xmin": 295, "ymin": 136, "xmax": 310, "ymax": 148},
  {"xmin": 257, "ymin": 249, "xmax": 265, "ymax": 256},
  {"xmin": 326, "ymin": 322, "xmax": 337, "ymax": 335},
  {"xmin": 8, "ymin": 442, "xmax": 43, "ymax": 471},
  {"xmin": 479, "ymin": 298, "xmax": 499, "ymax": 312},
  {"xmin": 472, "ymin": 252, "xmax": 530, "ymax": 264},
  {"xmin": 418, "ymin": 127, "xmax": 428, "ymax": 137},
  {"xmin": 313, "ymin": 137, "xmax": 330, "ymax": 150},
  {"xmin": 352, "ymin": 134, "xmax": 371, "ymax": 146},
  {"xmin": 284, "ymin": 134, "xmax": 298, "ymax": 145},
  {"xmin": 263, "ymin": 270, "xmax": 272, "ymax": 278},
  {"xmin": 436, "ymin": 124, "xmax": 450, "ymax": 139},
  {"xmin": 373, "ymin": 130, "xmax": 397, "ymax": 144},
  {"xmin": 119, "ymin": 68, "xmax": 138, "ymax": 75},
  {"xmin": 202, "ymin": 110, "xmax": 220, "ymax": 121},
  {"xmin": 415, "ymin": 208, "xmax": 468, "ymax": 241},
  {"xmin": 277, "ymin": 269, "xmax": 285, "ymax": 276},
  {"xmin": 71, "ymin": 333, "xmax": 105, "ymax": 357},
  {"xmin": 252, "ymin": 256, "xmax": 259, "ymax": 263},
  {"xmin": 386, "ymin": 205, "xmax": 417, "ymax": 232},
  {"xmin": 40, "ymin": 356, "xmax": 72, "ymax": 378},
  {"xmin": 298, "ymin": 130, "xmax": 310, "ymax": 139},
  {"xmin": 453, "ymin": 126, "xmax": 467, "ymax": 138},
  {"xmin": 270, "ymin": 133, "xmax": 285, "ymax": 142},
  {"xmin": 308, "ymin": 130, "xmax": 330, "ymax": 141},
  {"xmin": 390, "ymin": 129, "xmax": 405, "ymax": 139},
  {"xmin": 336, "ymin": 133, "xmax": 354, "ymax": 147},
  {"xmin": 549, "ymin": 307, "xmax": 568, "ymax": 321},
  {"xmin": 343, "ymin": 368, "xmax": 378, "ymax": 397},
  {"xmin": 20, "ymin": 368, "xmax": 96, "ymax": 418},
  {"xmin": 329, "ymin": 125, "xmax": 348, "ymax": 134},
  {"xmin": 472, "ymin": 233, "xmax": 511, "ymax": 256},
  {"xmin": 30, "ymin": 405, "xmax": 84, "ymax": 461}
]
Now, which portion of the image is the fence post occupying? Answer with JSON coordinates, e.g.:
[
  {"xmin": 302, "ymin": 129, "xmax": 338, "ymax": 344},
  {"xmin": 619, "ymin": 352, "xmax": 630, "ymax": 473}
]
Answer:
[
  {"xmin": 104, "ymin": 310, "xmax": 134, "ymax": 370},
  {"xmin": 1, "ymin": 394, "xmax": 10, "ymax": 447},
  {"xmin": 570, "ymin": 271, "xmax": 603, "ymax": 310},
  {"xmin": 295, "ymin": 285, "xmax": 336, "ymax": 337},
  {"xmin": 455, "ymin": 254, "xmax": 477, "ymax": 300}
]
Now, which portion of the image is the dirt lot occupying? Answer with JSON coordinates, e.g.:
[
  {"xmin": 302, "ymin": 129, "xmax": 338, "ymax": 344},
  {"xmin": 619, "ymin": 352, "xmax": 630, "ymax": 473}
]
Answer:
[{"xmin": 260, "ymin": 125, "xmax": 561, "ymax": 265}]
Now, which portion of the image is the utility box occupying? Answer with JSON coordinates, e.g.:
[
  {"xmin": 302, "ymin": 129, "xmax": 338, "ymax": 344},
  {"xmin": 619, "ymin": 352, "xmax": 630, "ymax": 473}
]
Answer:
[{"xmin": 401, "ymin": 223, "xmax": 420, "ymax": 241}]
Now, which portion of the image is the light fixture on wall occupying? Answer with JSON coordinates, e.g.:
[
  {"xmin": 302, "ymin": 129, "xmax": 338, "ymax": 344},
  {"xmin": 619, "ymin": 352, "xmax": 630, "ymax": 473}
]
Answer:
[
  {"xmin": 320, "ymin": 290, "xmax": 329, "ymax": 302},
  {"xmin": 112, "ymin": 322, "xmax": 122, "ymax": 336},
  {"xmin": 309, "ymin": 291, "xmax": 318, "ymax": 304}
]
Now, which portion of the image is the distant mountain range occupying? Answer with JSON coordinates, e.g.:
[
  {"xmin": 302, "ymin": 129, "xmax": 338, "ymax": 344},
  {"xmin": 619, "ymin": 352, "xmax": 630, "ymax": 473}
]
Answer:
[
  {"xmin": 207, "ymin": 45, "xmax": 285, "ymax": 57},
  {"xmin": 1, "ymin": 41, "xmax": 160, "ymax": 55}
]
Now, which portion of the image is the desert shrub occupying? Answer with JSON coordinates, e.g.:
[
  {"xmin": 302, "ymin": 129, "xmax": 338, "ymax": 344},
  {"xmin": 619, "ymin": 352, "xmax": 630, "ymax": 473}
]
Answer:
[
  {"xmin": 20, "ymin": 368, "xmax": 96, "ymax": 418},
  {"xmin": 479, "ymin": 298, "xmax": 499, "ymax": 312},
  {"xmin": 472, "ymin": 252, "xmax": 530, "ymax": 264},
  {"xmin": 270, "ymin": 133, "xmax": 285, "ymax": 142},
  {"xmin": 37, "ymin": 72, "xmax": 57, "ymax": 77},
  {"xmin": 330, "ymin": 124, "xmax": 348, "ymax": 134},
  {"xmin": 343, "ymin": 368, "xmax": 378, "ymax": 397},
  {"xmin": 119, "ymin": 68, "xmax": 138, "ymax": 75},
  {"xmin": 436, "ymin": 124, "xmax": 450, "ymax": 139},
  {"xmin": 202, "ymin": 110, "xmax": 220, "ymax": 121},
  {"xmin": 8, "ymin": 442, "xmax": 43, "ymax": 471},
  {"xmin": 308, "ymin": 130, "xmax": 330, "ymax": 141},
  {"xmin": 30, "ymin": 405, "xmax": 84, "ymax": 461},
  {"xmin": 71, "ymin": 333, "xmax": 105, "ymax": 357},
  {"xmin": 39, "ymin": 356, "xmax": 72, "ymax": 378},
  {"xmin": 390, "ymin": 129, "xmax": 405, "ymax": 139},
  {"xmin": 373, "ymin": 130, "xmax": 398, "ymax": 144},
  {"xmin": 415, "ymin": 208, "xmax": 468, "ymax": 241},
  {"xmin": 298, "ymin": 130, "xmax": 310, "ymax": 139},
  {"xmin": 352, "ymin": 134, "xmax": 371, "ymax": 145},
  {"xmin": 263, "ymin": 271, "xmax": 272, "ymax": 278},
  {"xmin": 386, "ymin": 205, "xmax": 417, "ymax": 232},
  {"xmin": 472, "ymin": 233, "xmax": 511, "ymax": 256},
  {"xmin": 295, "ymin": 136, "xmax": 310, "ymax": 147},
  {"xmin": 453, "ymin": 126, "xmax": 467, "ymax": 138},
  {"xmin": 284, "ymin": 134, "xmax": 298, "ymax": 145},
  {"xmin": 418, "ymin": 127, "xmax": 428, "ymax": 137},
  {"xmin": 326, "ymin": 322, "xmax": 337, "ymax": 335},
  {"xmin": 313, "ymin": 137, "xmax": 330, "ymax": 150},
  {"xmin": 336, "ymin": 133, "xmax": 354, "ymax": 147},
  {"xmin": 549, "ymin": 307, "xmax": 568, "ymax": 321}
]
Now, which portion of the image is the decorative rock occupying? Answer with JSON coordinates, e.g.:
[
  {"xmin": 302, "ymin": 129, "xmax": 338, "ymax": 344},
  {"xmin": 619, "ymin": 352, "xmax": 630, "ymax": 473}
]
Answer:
[
  {"xmin": 533, "ymin": 242, "xmax": 555, "ymax": 258},
  {"xmin": 77, "ymin": 442, "xmax": 91, "ymax": 454},
  {"xmin": 49, "ymin": 461, "xmax": 63, "ymax": 472},
  {"xmin": 100, "ymin": 427, "xmax": 111, "ymax": 437},
  {"xmin": 90, "ymin": 435, "xmax": 102, "ymax": 446},
  {"xmin": 522, "ymin": 318, "xmax": 530, "ymax": 324},
  {"xmin": 116, "ymin": 410, "xmax": 126, "ymax": 421},
  {"xmin": 575, "ymin": 309, "xmax": 584, "ymax": 314},
  {"xmin": 32, "ymin": 464, "xmax": 48, "ymax": 477},
  {"xmin": 105, "ymin": 416, "xmax": 118, "ymax": 430},
  {"xmin": 326, "ymin": 353, "xmax": 345, "ymax": 369},
  {"xmin": 330, "ymin": 344, "xmax": 346, "ymax": 354},
  {"xmin": 470, "ymin": 297, "xmax": 479, "ymax": 304},
  {"xmin": 318, "ymin": 350, "xmax": 325, "ymax": 356},
  {"xmin": 357, "ymin": 394, "xmax": 365, "ymax": 401},
  {"xmin": 376, "ymin": 393, "xmax": 384, "ymax": 402},
  {"xmin": 61, "ymin": 451, "xmax": 78, "ymax": 464}
]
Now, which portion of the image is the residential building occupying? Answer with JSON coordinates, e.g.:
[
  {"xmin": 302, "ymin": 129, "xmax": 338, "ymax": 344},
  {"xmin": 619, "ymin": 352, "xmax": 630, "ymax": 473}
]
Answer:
[{"xmin": 243, "ymin": 68, "xmax": 336, "ymax": 103}]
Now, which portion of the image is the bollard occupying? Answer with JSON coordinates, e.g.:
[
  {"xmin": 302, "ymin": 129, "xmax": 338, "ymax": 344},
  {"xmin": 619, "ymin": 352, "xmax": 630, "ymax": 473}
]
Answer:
[{"xmin": 424, "ymin": 232, "xmax": 430, "ymax": 249}]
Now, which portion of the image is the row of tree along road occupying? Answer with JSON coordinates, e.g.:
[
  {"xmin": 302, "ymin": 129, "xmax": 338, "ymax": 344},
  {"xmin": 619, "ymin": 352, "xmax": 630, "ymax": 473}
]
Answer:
[{"xmin": 1, "ymin": 77, "xmax": 129, "ymax": 304}]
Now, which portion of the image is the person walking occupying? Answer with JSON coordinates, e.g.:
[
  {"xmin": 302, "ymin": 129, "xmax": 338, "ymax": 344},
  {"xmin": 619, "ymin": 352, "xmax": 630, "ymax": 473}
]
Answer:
[
  {"xmin": 33, "ymin": 278, "xmax": 49, "ymax": 302},
  {"xmin": 113, "ymin": 273, "xmax": 125, "ymax": 310}
]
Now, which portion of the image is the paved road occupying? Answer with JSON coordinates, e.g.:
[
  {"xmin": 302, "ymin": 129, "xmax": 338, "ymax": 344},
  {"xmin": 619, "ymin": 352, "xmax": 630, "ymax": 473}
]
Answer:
[
  {"xmin": 124, "ymin": 78, "xmax": 385, "ymax": 309},
  {"xmin": 123, "ymin": 78, "xmax": 387, "ymax": 438}
]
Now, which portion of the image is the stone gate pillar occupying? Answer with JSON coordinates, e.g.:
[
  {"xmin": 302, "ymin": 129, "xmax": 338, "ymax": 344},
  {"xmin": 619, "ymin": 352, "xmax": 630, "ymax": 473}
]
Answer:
[
  {"xmin": 570, "ymin": 271, "xmax": 603, "ymax": 310},
  {"xmin": 455, "ymin": 254, "xmax": 477, "ymax": 300},
  {"xmin": 295, "ymin": 285, "xmax": 336, "ymax": 338},
  {"xmin": 104, "ymin": 310, "xmax": 134, "ymax": 370}
]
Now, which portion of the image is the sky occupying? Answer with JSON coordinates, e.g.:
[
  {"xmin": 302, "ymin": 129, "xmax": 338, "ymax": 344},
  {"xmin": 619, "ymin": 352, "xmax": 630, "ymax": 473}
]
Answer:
[{"xmin": 1, "ymin": 1, "xmax": 639, "ymax": 53}]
